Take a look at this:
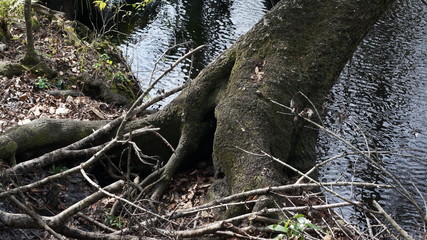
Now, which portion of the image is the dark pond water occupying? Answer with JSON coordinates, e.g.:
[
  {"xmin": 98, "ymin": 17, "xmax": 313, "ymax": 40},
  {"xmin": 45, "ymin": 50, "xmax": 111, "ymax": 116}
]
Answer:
[
  {"xmin": 317, "ymin": 0, "xmax": 427, "ymax": 237},
  {"xmin": 116, "ymin": 0, "xmax": 426, "ymax": 236},
  {"xmin": 116, "ymin": 0, "xmax": 277, "ymax": 105}
]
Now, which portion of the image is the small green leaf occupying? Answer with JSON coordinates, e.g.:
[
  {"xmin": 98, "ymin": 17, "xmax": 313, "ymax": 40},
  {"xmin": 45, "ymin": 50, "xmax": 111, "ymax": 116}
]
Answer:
[
  {"xmin": 307, "ymin": 223, "xmax": 323, "ymax": 231},
  {"xmin": 267, "ymin": 224, "xmax": 287, "ymax": 233}
]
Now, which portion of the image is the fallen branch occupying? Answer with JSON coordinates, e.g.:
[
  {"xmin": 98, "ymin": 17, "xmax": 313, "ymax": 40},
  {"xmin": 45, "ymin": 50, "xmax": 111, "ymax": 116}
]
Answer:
[
  {"xmin": 171, "ymin": 202, "xmax": 355, "ymax": 238},
  {"xmin": 0, "ymin": 128, "xmax": 158, "ymax": 198},
  {"xmin": 49, "ymin": 180, "xmax": 125, "ymax": 226},
  {"xmin": 238, "ymin": 148, "xmax": 375, "ymax": 214},
  {"xmin": 373, "ymin": 200, "xmax": 415, "ymax": 240},
  {"xmin": 7, "ymin": 195, "xmax": 65, "ymax": 240},
  {"xmin": 0, "ymin": 144, "xmax": 104, "ymax": 179},
  {"xmin": 79, "ymin": 169, "xmax": 178, "ymax": 227},
  {"xmin": 178, "ymin": 181, "xmax": 388, "ymax": 216},
  {"xmin": 128, "ymin": 181, "xmax": 389, "ymax": 231},
  {"xmin": 0, "ymin": 137, "xmax": 120, "ymax": 198}
]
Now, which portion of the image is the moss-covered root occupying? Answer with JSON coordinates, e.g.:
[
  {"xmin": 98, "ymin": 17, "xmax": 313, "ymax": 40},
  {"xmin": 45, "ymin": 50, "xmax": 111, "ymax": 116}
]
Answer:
[
  {"xmin": 0, "ymin": 137, "xmax": 18, "ymax": 166},
  {"xmin": 0, "ymin": 119, "xmax": 106, "ymax": 165},
  {"xmin": 0, "ymin": 62, "xmax": 26, "ymax": 78}
]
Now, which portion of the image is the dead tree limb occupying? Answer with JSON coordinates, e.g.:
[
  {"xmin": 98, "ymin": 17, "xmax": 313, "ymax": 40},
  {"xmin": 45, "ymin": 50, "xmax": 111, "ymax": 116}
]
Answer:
[{"xmin": 373, "ymin": 200, "xmax": 415, "ymax": 240}]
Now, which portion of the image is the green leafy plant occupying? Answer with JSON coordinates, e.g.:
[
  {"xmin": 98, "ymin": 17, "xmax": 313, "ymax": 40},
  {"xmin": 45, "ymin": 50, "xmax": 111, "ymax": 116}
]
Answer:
[
  {"xmin": 104, "ymin": 214, "xmax": 125, "ymax": 229},
  {"xmin": 48, "ymin": 164, "xmax": 68, "ymax": 174},
  {"xmin": 267, "ymin": 214, "xmax": 323, "ymax": 240},
  {"xmin": 113, "ymin": 71, "xmax": 128, "ymax": 83},
  {"xmin": 0, "ymin": 0, "xmax": 22, "ymax": 20},
  {"xmin": 94, "ymin": 0, "xmax": 154, "ymax": 12},
  {"xmin": 0, "ymin": 0, "xmax": 23, "ymax": 41},
  {"xmin": 101, "ymin": 53, "xmax": 113, "ymax": 65},
  {"xmin": 93, "ymin": 53, "xmax": 114, "ymax": 70},
  {"xmin": 34, "ymin": 78, "xmax": 50, "ymax": 89}
]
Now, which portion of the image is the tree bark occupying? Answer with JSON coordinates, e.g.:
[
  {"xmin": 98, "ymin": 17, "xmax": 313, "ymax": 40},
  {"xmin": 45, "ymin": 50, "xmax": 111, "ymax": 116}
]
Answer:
[
  {"xmin": 21, "ymin": 0, "xmax": 40, "ymax": 66},
  {"xmin": 1, "ymin": 0, "xmax": 393, "ymax": 217}
]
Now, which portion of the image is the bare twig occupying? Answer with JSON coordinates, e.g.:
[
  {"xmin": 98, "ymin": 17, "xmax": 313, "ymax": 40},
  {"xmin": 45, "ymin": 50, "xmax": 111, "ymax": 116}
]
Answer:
[
  {"xmin": 271, "ymin": 98, "xmax": 426, "ymax": 223},
  {"xmin": 239, "ymin": 148, "xmax": 374, "ymax": 213},
  {"xmin": 79, "ymin": 169, "xmax": 178, "ymax": 226},
  {"xmin": 0, "ymin": 145, "xmax": 104, "ymax": 179},
  {"xmin": 76, "ymin": 212, "xmax": 116, "ymax": 233},
  {"xmin": 148, "ymin": 41, "xmax": 194, "ymax": 85},
  {"xmin": 8, "ymin": 195, "xmax": 65, "ymax": 240},
  {"xmin": 0, "ymin": 137, "xmax": 120, "ymax": 198},
  {"xmin": 116, "ymin": 45, "xmax": 206, "ymax": 137},
  {"xmin": 296, "ymin": 91, "xmax": 324, "ymax": 127},
  {"xmin": 170, "ymin": 202, "xmax": 355, "ymax": 238},
  {"xmin": 411, "ymin": 181, "xmax": 427, "ymax": 223},
  {"xmin": 216, "ymin": 229, "xmax": 270, "ymax": 240},
  {"xmin": 373, "ymin": 200, "xmax": 415, "ymax": 240},
  {"xmin": 49, "ymin": 180, "xmax": 125, "ymax": 226},
  {"xmin": 0, "ymin": 128, "xmax": 158, "ymax": 198}
]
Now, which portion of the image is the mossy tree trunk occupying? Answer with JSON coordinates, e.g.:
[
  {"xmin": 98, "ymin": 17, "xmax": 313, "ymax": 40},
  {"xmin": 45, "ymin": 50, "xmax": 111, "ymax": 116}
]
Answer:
[
  {"xmin": 1, "ymin": 0, "xmax": 393, "ymax": 218},
  {"xmin": 0, "ymin": 18, "xmax": 11, "ymax": 42},
  {"xmin": 21, "ymin": 0, "xmax": 40, "ymax": 66},
  {"xmin": 140, "ymin": 0, "xmax": 394, "ymax": 209}
]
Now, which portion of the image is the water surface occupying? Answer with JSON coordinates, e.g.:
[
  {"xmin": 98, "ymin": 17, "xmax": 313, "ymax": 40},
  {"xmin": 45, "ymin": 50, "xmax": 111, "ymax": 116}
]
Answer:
[
  {"xmin": 317, "ymin": 0, "xmax": 427, "ymax": 236},
  {"xmin": 118, "ymin": 0, "xmax": 277, "ymax": 106}
]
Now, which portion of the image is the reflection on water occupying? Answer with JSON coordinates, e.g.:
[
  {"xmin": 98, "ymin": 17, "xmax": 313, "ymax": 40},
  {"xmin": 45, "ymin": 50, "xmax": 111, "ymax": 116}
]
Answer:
[
  {"xmin": 317, "ymin": 0, "xmax": 427, "ymax": 236},
  {"xmin": 117, "ymin": 0, "xmax": 277, "ymax": 106}
]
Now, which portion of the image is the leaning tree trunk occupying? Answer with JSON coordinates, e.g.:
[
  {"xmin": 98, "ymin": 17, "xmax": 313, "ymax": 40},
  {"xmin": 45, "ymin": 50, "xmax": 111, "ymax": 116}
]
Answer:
[
  {"xmin": 139, "ymin": 0, "xmax": 394, "ymax": 209},
  {"xmin": 0, "ymin": 0, "xmax": 393, "ymax": 217}
]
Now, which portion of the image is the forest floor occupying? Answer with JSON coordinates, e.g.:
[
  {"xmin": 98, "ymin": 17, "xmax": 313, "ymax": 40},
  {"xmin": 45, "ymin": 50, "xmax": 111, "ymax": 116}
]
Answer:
[{"xmin": 0, "ymin": 15, "xmax": 127, "ymax": 133}]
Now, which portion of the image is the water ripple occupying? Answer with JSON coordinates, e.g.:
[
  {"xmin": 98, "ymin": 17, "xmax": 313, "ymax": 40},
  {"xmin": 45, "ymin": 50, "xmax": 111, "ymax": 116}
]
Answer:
[
  {"xmin": 317, "ymin": 0, "xmax": 427, "ymax": 236},
  {"xmin": 119, "ymin": 0, "xmax": 273, "ymax": 107}
]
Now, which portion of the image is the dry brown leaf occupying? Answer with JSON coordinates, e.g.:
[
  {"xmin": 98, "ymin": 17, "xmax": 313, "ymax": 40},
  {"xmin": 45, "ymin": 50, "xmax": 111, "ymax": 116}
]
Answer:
[
  {"xmin": 55, "ymin": 106, "xmax": 70, "ymax": 115},
  {"xmin": 181, "ymin": 201, "xmax": 192, "ymax": 209},
  {"xmin": 323, "ymin": 234, "xmax": 333, "ymax": 240},
  {"xmin": 90, "ymin": 107, "xmax": 106, "ymax": 119}
]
